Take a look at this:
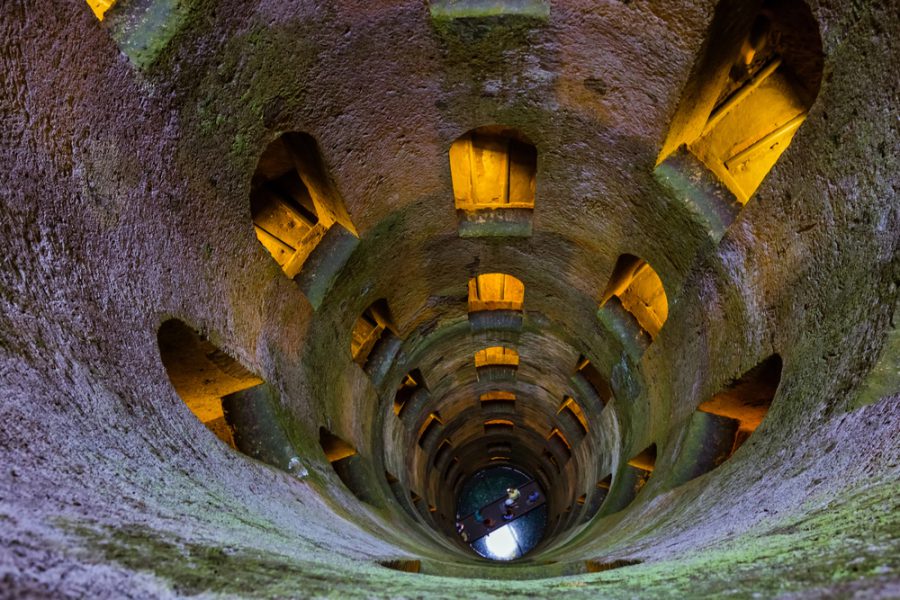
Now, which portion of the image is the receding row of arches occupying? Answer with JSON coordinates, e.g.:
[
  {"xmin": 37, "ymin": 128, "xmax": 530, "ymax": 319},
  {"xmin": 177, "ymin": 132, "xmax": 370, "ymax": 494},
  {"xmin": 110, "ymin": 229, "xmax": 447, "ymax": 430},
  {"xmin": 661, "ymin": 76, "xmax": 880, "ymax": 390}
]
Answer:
[
  {"xmin": 142, "ymin": 0, "xmax": 819, "ymax": 558},
  {"xmin": 153, "ymin": 313, "xmax": 785, "ymax": 550}
]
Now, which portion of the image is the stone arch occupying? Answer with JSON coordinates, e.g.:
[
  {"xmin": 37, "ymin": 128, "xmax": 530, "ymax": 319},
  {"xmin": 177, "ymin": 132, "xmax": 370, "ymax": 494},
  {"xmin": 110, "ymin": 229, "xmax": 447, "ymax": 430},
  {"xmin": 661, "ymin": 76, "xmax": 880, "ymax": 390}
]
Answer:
[{"xmin": 657, "ymin": 0, "xmax": 824, "ymax": 205}]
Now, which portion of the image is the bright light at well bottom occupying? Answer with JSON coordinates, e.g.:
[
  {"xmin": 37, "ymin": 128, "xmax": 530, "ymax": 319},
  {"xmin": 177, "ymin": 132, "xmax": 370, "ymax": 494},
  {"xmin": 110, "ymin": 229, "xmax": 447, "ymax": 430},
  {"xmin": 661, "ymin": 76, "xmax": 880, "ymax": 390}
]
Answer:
[{"xmin": 483, "ymin": 525, "xmax": 520, "ymax": 561}]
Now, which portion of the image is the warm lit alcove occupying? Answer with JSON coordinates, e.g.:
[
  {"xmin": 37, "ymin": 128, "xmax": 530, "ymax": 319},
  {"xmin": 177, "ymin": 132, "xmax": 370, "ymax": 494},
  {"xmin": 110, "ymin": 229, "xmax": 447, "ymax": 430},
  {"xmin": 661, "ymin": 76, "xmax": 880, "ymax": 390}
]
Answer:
[
  {"xmin": 671, "ymin": 354, "xmax": 784, "ymax": 485},
  {"xmin": 449, "ymin": 126, "xmax": 537, "ymax": 237},
  {"xmin": 480, "ymin": 391, "xmax": 516, "ymax": 416},
  {"xmin": 474, "ymin": 346, "xmax": 520, "ymax": 368},
  {"xmin": 547, "ymin": 428, "xmax": 573, "ymax": 464},
  {"xmin": 319, "ymin": 427, "xmax": 379, "ymax": 505},
  {"xmin": 250, "ymin": 132, "xmax": 359, "ymax": 307},
  {"xmin": 351, "ymin": 299, "xmax": 396, "ymax": 367},
  {"xmin": 157, "ymin": 319, "xmax": 263, "ymax": 447},
  {"xmin": 558, "ymin": 396, "xmax": 589, "ymax": 438},
  {"xmin": 627, "ymin": 444, "xmax": 657, "ymax": 473},
  {"xmin": 468, "ymin": 273, "xmax": 525, "ymax": 312},
  {"xmin": 394, "ymin": 369, "xmax": 427, "ymax": 418},
  {"xmin": 600, "ymin": 254, "xmax": 669, "ymax": 339},
  {"xmin": 657, "ymin": 0, "xmax": 824, "ymax": 205},
  {"xmin": 418, "ymin": 412, "xmax": 444, "ymax": 449}
]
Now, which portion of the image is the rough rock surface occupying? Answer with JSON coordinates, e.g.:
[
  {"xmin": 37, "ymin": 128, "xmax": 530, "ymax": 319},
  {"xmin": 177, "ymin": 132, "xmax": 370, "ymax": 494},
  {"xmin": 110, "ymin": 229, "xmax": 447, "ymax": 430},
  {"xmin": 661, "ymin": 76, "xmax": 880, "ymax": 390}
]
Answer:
[{"xmin": 0, "ymin": 0, "xmax": 897, "ymax": 597}]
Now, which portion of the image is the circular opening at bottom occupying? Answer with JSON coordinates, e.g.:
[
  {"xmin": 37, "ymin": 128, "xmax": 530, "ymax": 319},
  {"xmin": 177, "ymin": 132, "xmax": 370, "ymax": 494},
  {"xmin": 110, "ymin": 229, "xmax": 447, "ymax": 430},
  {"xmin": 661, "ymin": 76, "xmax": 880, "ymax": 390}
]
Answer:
[{"xmin": 455, "ymin": 466, "xmax": 547, "ymax": 561}]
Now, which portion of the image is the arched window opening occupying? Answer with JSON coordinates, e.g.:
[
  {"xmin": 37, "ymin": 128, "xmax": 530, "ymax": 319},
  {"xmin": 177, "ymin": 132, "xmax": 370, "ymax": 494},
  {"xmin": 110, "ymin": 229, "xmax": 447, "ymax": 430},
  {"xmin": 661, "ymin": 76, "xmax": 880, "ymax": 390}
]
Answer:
[
  {"xmin": 418, "ymin": 412, "xmax": 444, "ymax": 449},
  {"xmin": 547, "ymin": 428, "xmax": 572, "ymax": 463},
  {"xmin": 697, "ymin": 354, "xmax": 782, "ymax": 466},
  {"xmin": 576, "ymin": 493, "xmax": 587, "ymax": 505},
  {"xmin": 450, "ymin": 126, "xmax": 537, "ymax": 237},
  {"xmin": 474, "ymin": 346, "xmax": 519, "ymax": 368},
  {"xmin": 395, "ymin": 369, "xmax": 427, "ymax": 417},
  {"xmin": 621, "ymin": 445, "xmax": 657, "ymax": 505},
  {"xmin": 558, "ymin": 397, "xmax": 589, "ymax": 436},
  {"xmin": 468, "ymin": 273, "xmax": 525, "ymax": 312},
  {"xmin": 600, "ymin": 254, "xmax": 668, "ymax": 339},
  {"xmin": 627, "ymin": 443, "xmax": 657, "ymax": 473},
  {"xmin": 87, "ymin": 0, "xmax": 115, "ymax": 20},
  {"xmin": 484, "ymin": 419, "xmax": 515, "ymax": 434},
  {"xmin": 319, "ymin": 427, "xmax": 357, "ymax": 463},
  {"xmin": 250, "ymin": 133, "xmax": 358, "ymax": 306},
  {"xmin": 573, "ymin": 355, "xmax": 613, "ymax": 411},
  {"xmin": 657, "ymin": 0, "xmax": 823, "ymax": 204},
  {"xmin": 157, "ymin": 319, "xmax": 263, "ymax": 448},
  {"xmin": 450, "ymin": 126, "xmax": 536, "ymax": 209},
  {"xmin": 319, "ymin": 427, "xmax": 378, "ymax": 505},
  {"xmin": 433, "ymin": 439, "xmax": 453, "ymax": 469},
  {"xmin": 480, "ymin": 391, "xmax": 516, "ymax": 415},
  {"xmin": 351, "ymin": 299, "xmax": 396, "ymax": 367},
  {"xmin": 481, "ymin": 391, "xmax": 516, "ymax": 403},
  {"xmin": 584, "ymin": 474, "xmax": 613, "ymax": 522}
]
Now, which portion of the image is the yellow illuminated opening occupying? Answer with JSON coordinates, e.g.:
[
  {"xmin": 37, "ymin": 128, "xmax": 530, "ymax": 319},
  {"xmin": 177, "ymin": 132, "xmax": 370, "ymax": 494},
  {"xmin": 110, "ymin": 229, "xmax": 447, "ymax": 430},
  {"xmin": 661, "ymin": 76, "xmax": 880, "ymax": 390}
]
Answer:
[
  {"xmin": 394, "ymin": 370, "xmax": 423, "ymax": 416},
  {"xmin": 481, "ymin": 391, "xmax": 516, "ymax": 402},
  {"xmin": 87, "ymin": 0, "xmax": 115, "ymax": 20},
  {"xmin": 601, "ymin": 254, "xmax": 668, "ymax": 339},
  {"xmin": 450, "ymin": 126, "xmax": 536, "ymax": 210},
  {"xmin": 418, "ymin": 412, "xmax": 444, "ymax": 447},
  {"xmin": 474, "ymin": 346, "xmax": 520, "ymax": 368},
  {"xmin": 547, "ymin": 428, "xmax": 571, "ymax": 450},
  {"xmin": 657, "ymin": 2, "xmax": 823, "ymax": 204},
  {"xmin": 484, "ymin": 419, "xmax": 515, "ymax": 428},
  {"xmin": 627, "ymin": 444, "xmax": 657, "ymax": 472},
  {"xmin": 468, "ymin": 273, "xmax": 525, "ymax": 312},
  {"xmin": 157, "ymin": 319, "xmax": 263, "ymax": 448},
  {"xmin": 558, "ymin": 397, "xmax": 589, "ymax": 434},
  {"xmin": 319, "ymin": 428, "xmax": 358, "ymax": 463},
  {"xmin": 351, "ymin": 300, "xmax": 393, "ymax": 365},
  {"xmin": 698, "ymin": 354, "xmax": 782, "ymax": 454},
  {"xmin": 251, "ymin": 133, "xmax": 357, "ymax": 279},
  {"xmin": 688, "ymin": 58, "xmax": 808, "ymax": 203}
]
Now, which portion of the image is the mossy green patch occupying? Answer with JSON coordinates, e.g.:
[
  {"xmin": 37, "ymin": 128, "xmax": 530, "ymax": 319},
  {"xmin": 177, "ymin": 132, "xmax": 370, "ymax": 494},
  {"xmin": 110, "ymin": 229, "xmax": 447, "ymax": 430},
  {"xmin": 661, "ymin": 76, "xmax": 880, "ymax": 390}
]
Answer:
[
  {"xmin": 429, "ymin": 0, "xmax": 550, "ymax": 21},
  {"xmin": 106, "ymin": 0, "xmax": 193, "ymax": 69}
]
